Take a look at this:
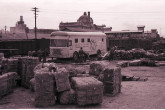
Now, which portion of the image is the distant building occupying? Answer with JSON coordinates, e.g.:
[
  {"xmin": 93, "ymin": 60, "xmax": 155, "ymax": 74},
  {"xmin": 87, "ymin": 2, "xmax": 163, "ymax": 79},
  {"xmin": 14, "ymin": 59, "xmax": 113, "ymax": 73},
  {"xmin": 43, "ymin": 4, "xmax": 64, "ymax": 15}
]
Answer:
[
  {"xmin": 105, "ymin": 30, "xmax": 143, "ymax": 39},
  {"xmin": 29, "ymin": 28, "xmax": 58, "ymax": 34},
  {"xmin": 10, "ymin": 16, "xmax": 27, "ymax": 33},
  {"xmin": 59, "ymin": 12, "xmax": 112, "ymax": 32},
  {"xmin": 137, "ymin": 25, "xmax": 145, "ymax": 32},
  {"xmin": 144, "ymin": 29, "xmax": 159, "ymax": 38},
  {"xmin": 105, "ymin": 25, "xmax": 160, "ymax": 39}
]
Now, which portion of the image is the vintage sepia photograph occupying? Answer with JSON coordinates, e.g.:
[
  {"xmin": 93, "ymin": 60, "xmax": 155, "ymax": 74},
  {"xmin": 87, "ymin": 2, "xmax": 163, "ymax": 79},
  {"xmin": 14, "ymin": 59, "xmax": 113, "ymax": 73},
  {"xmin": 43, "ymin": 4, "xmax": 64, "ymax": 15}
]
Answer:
[{"xmin": 0, "ymin": 0, "xmax": 165, "ymax": 109}]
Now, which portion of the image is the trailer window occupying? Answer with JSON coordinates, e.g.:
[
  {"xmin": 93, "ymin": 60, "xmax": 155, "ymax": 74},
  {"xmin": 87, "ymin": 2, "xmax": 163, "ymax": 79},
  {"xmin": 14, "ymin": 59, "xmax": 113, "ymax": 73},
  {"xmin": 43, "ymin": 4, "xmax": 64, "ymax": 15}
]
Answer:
[
  {"xmin": 50, "ymin": 39, "xmax": 68, "ymax": 47},
  {"xmin": 75, "ymin": 38, "xmax": 78, "ymax": 43},
  {"xmin": 69, "ymin": 40, "xmax": 72, "ymax": 46},
  {"xmin": 87, "ymin": 38, "xmax": 90, "ymax": 42},
  {"xmin": 81, "ymin": 38, "xmax": 84, "ymax": 43},
  {"xmin": 102, "ymin": 38, "xmax": 104, "ymax": 42}
]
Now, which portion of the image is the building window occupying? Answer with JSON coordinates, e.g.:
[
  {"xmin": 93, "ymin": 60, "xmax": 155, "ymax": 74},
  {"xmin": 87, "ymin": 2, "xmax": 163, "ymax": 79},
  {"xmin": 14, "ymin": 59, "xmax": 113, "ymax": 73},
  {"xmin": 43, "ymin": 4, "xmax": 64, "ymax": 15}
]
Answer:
[
  {"xmin": 102, "ymin": 38, "xmax": 104, "ymax": 42},
  {"xmin": 87, "ymin": 38, "xmax": 90, "ymax": 42},
  {"xmin": 75, "ymin": 38, "xmax": 78, "ymax": 43},
  {"xmin": 81, "ymin": 38, "xmax": 84, "ymax": 43}
]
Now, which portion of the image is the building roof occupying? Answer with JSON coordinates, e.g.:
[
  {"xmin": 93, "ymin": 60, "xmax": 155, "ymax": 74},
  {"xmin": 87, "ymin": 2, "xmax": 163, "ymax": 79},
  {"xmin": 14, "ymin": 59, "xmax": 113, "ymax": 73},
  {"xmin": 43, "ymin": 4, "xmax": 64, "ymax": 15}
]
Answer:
[
  {"xmin": 137, "ymin": 25, "xmax": 145, "ymax": 28},
  {"xmin": 105, "ymin": 30, "xmax": 143, "ymax": 34},
  {"xmin": 144, "ymin": 31, "xmax": 151, "ymax": 34},
  {"xmin": 51, "ymin": 31, "xmax": 106, "ymax": 36},
  {"xmin": 61, "ymin": 27, "xmax": 100, "ymax": 32}
]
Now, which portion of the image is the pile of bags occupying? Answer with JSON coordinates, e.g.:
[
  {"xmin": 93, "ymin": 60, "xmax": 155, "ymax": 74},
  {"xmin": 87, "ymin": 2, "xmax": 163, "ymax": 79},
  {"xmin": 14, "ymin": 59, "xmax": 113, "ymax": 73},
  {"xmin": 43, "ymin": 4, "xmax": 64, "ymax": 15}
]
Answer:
[
  {"xmin": 31, "ymin": 62, "xmax": 104, "ymax": 107},
  {"xmin": 0, "ymin": 72, "xmax": 17, "ymax": 98},
  {"xmin": 11, "ymin": 56, "xmax": 39, "ymax": 88},
  {"xmin": 0, "ymin": 58, "xmax": 18, "ymax": 74},
  {"xmin": 129, "ymin": 48, "xmax": 146, "ymax": 59},
  {"xmin": 113, "ymin": 50, "xmax": 133, "ymax": 60},
  {"xmin": 0, "ymin": 53, "xmax": 4, "ymax": 64},
  {"xmin": 117, "ymin": 58, "xmax": 156, "ymax": 67},
  {"xmin": 102, "ymin": 48, "xmax": 165, "ymax": 61},
  {"xmin": 89, "ymin": 61, "xmax": 122, "ymax": 96}
]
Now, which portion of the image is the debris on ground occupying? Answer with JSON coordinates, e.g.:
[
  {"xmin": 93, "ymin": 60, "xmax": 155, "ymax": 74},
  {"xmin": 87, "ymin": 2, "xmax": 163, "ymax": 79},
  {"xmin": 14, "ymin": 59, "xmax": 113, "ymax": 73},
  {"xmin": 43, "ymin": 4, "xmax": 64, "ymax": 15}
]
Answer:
[{"xmin": 122, "ymin": 75, "xmax": 148, "ymax": 81}]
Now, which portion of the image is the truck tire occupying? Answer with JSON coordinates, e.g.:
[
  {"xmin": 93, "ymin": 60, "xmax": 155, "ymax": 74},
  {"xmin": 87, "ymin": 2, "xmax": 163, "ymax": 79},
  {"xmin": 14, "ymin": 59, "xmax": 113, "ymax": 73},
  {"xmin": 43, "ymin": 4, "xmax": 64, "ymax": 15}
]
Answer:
[{"xmin": 73, "ymin": 52, "xmax": 79, "ymax": 63}]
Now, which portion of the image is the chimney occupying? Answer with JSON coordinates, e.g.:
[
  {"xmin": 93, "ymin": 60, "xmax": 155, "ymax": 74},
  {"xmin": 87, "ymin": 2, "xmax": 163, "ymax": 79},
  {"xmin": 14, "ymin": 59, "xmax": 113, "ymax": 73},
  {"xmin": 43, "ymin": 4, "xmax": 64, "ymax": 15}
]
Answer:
[
  {"xmin": 88, "ymin": 11, "xmax": 90, "ymax": 18},
  {"xmin": 84, "ymin": 12, "xmax": 87, "ymax": 15},
  {"xmin": 20, "ymin": 16, "xmax": 23, "ymax": 21},
  {"xmin": 137, "ymin": 25, "xmax": 145, "ymax": 32}
]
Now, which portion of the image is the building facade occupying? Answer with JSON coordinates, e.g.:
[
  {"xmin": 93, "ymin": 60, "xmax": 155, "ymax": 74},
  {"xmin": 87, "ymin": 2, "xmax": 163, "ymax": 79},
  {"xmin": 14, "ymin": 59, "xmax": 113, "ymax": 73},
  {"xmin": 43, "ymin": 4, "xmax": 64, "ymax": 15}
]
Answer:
[
  {"xmin": 105, "ymin": 25, "xmax": 159, "ymax": 39},
  {"xmin": 59, "ymin": 12, "xmax": 112, "ymax": 32},
  {"xmin": 10, "ymin": 16, "xmax": 27, "ymax": 33}
]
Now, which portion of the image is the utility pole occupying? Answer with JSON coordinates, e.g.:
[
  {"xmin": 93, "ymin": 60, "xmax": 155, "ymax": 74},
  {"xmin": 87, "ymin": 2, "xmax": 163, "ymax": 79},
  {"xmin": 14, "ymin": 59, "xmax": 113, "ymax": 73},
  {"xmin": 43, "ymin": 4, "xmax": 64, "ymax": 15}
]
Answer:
[
  {"xmin": 5, "ymin": 26, "xmax": 6, "ymax": 34},
  {"xmin": 32, "ymin": 7, "xmax": 39, "ymax": 39}
]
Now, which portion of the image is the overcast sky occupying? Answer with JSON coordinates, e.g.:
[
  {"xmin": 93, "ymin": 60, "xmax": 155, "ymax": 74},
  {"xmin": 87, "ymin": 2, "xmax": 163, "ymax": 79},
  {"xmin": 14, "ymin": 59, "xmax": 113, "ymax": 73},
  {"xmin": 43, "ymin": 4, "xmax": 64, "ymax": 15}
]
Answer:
[{"xmin": 0, "ymin": 0, "xmax": 165, "ymax": 37}]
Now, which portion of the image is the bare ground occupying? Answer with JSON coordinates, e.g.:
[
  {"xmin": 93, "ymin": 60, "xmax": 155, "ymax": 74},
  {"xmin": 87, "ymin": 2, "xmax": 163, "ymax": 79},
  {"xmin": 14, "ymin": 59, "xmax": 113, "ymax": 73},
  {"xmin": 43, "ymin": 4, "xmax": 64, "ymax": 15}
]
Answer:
[{"xmin": 0, "ymin": 60, "xmax": 165, "ymax": 109}]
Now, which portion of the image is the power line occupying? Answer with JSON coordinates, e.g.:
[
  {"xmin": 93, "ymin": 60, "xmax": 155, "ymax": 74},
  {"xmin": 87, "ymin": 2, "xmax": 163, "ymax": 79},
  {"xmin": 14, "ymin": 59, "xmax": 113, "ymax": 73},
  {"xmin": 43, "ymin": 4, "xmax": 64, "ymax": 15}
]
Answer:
[{"xmin": 31, "ymin": 7, "xmax": 39, "ymax": 39}]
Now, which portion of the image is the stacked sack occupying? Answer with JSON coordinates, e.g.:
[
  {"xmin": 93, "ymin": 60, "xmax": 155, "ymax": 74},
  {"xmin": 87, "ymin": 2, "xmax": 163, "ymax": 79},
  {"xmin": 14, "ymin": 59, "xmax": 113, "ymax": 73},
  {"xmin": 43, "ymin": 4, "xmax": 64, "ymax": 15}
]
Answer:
[
  {"xmin": 32, "ymin": 63, "xmax": 104, "ymax": 107},
  {"xmin": 21, "ymin": 57, "xmax": 39, "ymax": 88},
  {"xmin": 129, "ymin": 48, "xmax": 146, "ymax": 59},
  {"xmin": 33, "ymin": 63, "xmax": 75, "ymax": 107},
  {"xmin": 71, "ymin": 77, "xmax": 103, "ymax": 106},
  {"xmin": 114, "ymin": 50, "xmax": 133, "ymax": 60},
  {"xmin": 1, "ymin": 58, "xmax": 18, "ymax": 74},
  {"xmin": 0, "ymin": 53, "xmax": 4, "ymax": 64},
  {"xmin": 89, "ymin": 61, "xmax": 122, "ymax": 96},
  {"xmin": 0, "ymin": 72, "xmax": 17, "ymax": 98},
  {"xmin": 34, "ymin": 67, "xmax": 56, "ymax": 107}
]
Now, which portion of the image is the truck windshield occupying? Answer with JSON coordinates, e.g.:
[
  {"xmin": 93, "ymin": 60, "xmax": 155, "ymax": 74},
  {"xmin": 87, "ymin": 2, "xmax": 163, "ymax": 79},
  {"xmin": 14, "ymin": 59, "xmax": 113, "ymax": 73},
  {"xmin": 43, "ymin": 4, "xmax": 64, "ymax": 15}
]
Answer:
[{"xmin": 50, "ymin": 39, "xmax": 68, "ymax": 47}]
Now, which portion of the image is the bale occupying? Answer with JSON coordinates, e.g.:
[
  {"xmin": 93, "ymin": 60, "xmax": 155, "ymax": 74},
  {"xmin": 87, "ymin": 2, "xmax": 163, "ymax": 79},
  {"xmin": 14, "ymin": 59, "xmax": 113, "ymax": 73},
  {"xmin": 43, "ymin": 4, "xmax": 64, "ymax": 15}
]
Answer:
[
  {"xmin": 68, "ymin": 67, "xmax": 87, "ymax": 78},
  {"xmin": 21, "ymin": 57, "xmax": 39, "ymax": 88},
  {"xmin": 0, "ymin": 72, "xmax": 17, "ymax": 98},
  {"xmin": 1, "ymin": 58, "xmax": 18, "ymax": 74},
  {"xmin": 34, "ymin": 70, "xmax": 56, "ymax": 107},
  {"xmin": 102, "ymin": 67, "xmax": 122, "ymax": 96},
  {"xmin": 71, "ymin": 77, "xmax": 103, "ymax": 106},
  {"xmin": 29, "ymin": 78, "xmax": 35, "ymax": 92},
  {"xmin": 54, "ymin": 68, "xmax": 71, "ymax": 92},
  {"xmin": 58, "ymin": 89, "xmax": 76, "ymax": 105},
  {"xmin": 0, "ymin": 53, "xmax": 4, "ymax": 64},
  {"xmin": 34, "ymin": 63, "xmax": 58, "ymax": 73},
  {"xmin": 76, "ymin": 74, "xmax": 90, "ymax": 77},
  {"xmin": 89, "ymin": 61, "xmax": 110, "ymax": 76},
  {"xmin": 0, "ymin": 53, "xmax": 4, "ymax": 58}
]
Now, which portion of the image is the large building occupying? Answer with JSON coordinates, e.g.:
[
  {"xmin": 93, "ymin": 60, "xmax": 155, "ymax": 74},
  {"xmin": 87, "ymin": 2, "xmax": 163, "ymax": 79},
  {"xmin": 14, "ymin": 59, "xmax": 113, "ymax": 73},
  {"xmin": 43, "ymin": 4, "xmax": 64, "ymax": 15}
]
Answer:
[
  {"xmin": 105, "ymin": 25, "xmax": 160, "ymax": 39},
  {"xmin": 10, "ymin": 16, "xmax": 27, "ymax": 33},
  {"xmin": 59, "ymin": 12, "xmax": 112, "ymax": 32}
]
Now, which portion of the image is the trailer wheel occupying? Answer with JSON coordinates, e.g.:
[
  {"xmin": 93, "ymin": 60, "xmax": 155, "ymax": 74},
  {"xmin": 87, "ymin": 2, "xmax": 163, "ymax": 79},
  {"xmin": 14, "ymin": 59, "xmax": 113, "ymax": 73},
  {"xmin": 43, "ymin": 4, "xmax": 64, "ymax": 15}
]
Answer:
[
  {"xmin": 97, "ymin": 50, "xmax": 102, "ymax": 60},
  {"xmin": 97, "ymin": 50, "xmax": 101, "ymax": 56},
  {"xmin": 73, "ymin": 52, "xmax": 79, "ymax": 62}
]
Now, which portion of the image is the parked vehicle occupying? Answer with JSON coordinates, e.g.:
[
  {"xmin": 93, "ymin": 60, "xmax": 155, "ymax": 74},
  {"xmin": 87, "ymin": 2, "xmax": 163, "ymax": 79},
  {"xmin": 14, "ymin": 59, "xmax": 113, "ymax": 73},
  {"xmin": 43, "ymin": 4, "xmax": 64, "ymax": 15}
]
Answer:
[{"xmin": 49, "ymin": 31, "xmax": 107, "ymax": 61}]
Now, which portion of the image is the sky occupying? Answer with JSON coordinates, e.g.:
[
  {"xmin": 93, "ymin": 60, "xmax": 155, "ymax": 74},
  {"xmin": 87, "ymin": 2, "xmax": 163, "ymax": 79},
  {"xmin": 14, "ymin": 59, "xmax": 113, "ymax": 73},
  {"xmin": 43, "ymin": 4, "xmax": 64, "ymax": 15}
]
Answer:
[{"xmin": 0, "ymin": 0, "xmax": 165, "ymax": 37}]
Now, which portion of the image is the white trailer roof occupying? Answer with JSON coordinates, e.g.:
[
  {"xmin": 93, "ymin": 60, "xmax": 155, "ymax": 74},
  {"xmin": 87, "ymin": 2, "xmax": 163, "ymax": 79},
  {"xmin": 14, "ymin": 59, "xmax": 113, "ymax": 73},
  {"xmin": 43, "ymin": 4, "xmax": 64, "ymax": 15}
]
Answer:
[{"xmin": 51, "ymin": 31, "xmax": 106, "ymax": 36}]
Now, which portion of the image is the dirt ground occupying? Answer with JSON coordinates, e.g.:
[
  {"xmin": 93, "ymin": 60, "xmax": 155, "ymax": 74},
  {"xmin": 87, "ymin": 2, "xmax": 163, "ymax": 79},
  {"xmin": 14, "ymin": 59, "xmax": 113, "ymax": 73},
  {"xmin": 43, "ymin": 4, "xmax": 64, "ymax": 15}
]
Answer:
[{"xmin": 0, "ymin": 60, "xmax": 165, "ymax": 109}]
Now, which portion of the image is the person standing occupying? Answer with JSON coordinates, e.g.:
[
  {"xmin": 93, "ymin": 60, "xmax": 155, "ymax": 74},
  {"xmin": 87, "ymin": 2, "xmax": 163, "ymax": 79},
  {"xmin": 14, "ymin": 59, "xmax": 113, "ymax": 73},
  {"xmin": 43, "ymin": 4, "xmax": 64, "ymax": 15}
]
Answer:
[{"xmin": 79, "ymin": 47, "xmax": 85, "ymax": 63}]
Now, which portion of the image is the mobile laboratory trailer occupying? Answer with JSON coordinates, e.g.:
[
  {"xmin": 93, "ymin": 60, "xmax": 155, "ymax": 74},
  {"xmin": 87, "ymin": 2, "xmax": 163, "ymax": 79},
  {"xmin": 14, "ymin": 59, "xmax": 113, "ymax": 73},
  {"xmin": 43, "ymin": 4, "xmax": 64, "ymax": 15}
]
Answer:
[{"xmin": 49, "ymin": 31, "xmax": 107, "ymax": 60}]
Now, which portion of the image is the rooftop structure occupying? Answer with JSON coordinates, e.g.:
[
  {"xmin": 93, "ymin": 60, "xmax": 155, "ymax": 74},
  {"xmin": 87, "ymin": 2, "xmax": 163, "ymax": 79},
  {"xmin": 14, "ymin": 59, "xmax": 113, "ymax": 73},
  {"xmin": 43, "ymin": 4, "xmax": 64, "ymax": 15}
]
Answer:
[{"xmin": 59, "ymin": 12, "xmax": 112, "ymax": 32}]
